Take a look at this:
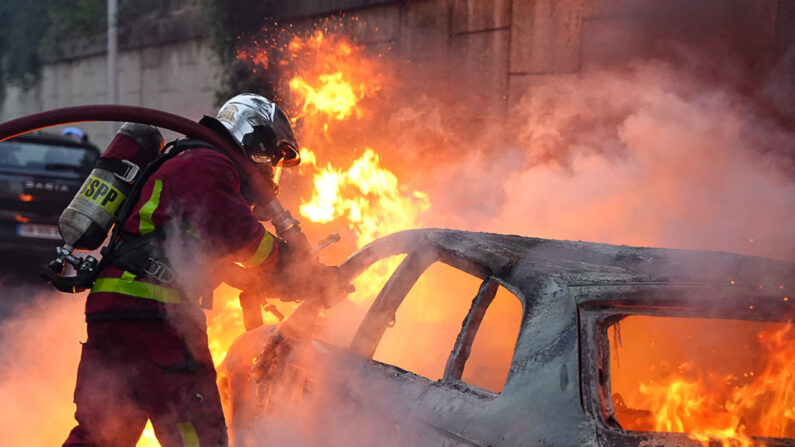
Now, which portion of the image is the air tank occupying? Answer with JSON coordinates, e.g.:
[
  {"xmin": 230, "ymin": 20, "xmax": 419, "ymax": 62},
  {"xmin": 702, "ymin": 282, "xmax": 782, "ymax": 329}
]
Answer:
[{"xmin": 58, "ymin": 122, "xmax": 164, "ymax": 249}]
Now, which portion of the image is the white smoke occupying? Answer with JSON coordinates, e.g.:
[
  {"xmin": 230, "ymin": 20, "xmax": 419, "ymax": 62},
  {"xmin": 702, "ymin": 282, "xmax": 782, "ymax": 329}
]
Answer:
[
  {"xmin": 497, "ymin": 62, "xmax": 794, "ymax": 260},
  {"xmin": 409, "ymin": 61, "xmax": 795, "ymax": 262}
]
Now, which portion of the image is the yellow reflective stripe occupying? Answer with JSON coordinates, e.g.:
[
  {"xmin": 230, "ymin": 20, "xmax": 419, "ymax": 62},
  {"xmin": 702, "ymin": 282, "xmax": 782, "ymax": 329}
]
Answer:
[
  {"xmin": 176, "ymin": 422, "xmax": 200, "ymax": 447},
  {"xmin": 139, "ymin": 179, "xmax": 163, "ymax": 235},
  {"xmin": 243, "ymin": 231, "xmax": 275, "ymax": 267},
  {"xmin": 91, "ymin": 277, "xmax": 181, "ymax": 303},
  {"xmin": 121, "ymin": 270, "xmax": 136, "ymax": 280}
]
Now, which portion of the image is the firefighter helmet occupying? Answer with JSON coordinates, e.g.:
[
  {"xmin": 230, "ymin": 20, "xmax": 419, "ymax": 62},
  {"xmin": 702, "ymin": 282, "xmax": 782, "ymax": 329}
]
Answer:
[{"xmin": 213, "ymin": 93, "xmax": 300, "ymax": 167}]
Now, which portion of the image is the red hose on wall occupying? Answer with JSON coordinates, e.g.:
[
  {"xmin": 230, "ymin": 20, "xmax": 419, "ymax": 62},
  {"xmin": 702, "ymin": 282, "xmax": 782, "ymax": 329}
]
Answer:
[{"xmin": 0, "ymin": 105, "xmax": 276, "ymax": 205}]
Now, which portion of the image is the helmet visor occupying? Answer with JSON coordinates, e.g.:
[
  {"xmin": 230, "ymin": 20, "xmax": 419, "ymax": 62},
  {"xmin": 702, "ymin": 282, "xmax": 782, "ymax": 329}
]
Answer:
[
  {"xmin": 249, "ymin": 143, "xmax": 300, "ymax": 167},
  {"xmin": 244, "ymin": 126, "xmax": 300, "ymax": 167}
]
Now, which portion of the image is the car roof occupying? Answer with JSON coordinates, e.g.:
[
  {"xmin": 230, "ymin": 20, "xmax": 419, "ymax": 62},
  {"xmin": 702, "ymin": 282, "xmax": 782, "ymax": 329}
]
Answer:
[
  {"xmin": 6, "ymin": 131, "xmax": 99, "ymax": 152},
  {"xmin": 347, "ymin": 229, "xmax": 794, "ymax": 298}
]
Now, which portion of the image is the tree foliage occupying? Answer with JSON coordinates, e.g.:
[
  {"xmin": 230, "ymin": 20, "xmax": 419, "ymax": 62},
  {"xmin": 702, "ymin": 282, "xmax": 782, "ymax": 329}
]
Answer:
[
  {"xmin": 0, "ymin": 0, "xmax": 107, "ymax": 97},
  {"xmin": 0, "ymin": 0, "xmax": 51, "ymax": 95},
  {"xmin": 191, "ymin": 0, "xmax": 278, "ymax": 104},
  {"xmin": 0, "ymin": 0, "xmax": 173, "ymax": 98},
  {"xmin": 0, "ymin": 0, "xmax": 275, "ymax": 104}
]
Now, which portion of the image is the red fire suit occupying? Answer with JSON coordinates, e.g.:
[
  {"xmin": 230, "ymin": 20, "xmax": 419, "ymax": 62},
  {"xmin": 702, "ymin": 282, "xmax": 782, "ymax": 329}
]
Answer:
[{"xmin": 64, "ymin": 136, "xmax": 279, "ymax": 447}]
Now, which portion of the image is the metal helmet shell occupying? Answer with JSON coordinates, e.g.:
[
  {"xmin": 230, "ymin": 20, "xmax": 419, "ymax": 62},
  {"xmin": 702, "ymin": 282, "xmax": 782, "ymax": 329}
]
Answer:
[{"xmin": 215, "ymin": 93, "xmax": 300, "ymax": 167}]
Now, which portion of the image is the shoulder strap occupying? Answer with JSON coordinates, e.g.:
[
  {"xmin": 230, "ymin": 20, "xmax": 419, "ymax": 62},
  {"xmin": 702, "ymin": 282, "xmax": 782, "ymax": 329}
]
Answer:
[
  {"xmin": 99, "ymin": 140, "xmax": 190, "ymax": 262},
  {"xmin": 106, "ymin": 228, "xmax": 176, "ymax": 283}
]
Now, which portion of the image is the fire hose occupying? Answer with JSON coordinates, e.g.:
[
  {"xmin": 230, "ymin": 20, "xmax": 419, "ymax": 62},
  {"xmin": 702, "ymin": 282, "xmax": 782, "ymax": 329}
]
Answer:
[
  {"xmin": 0, "ymin": 105, "xmax": 356, "ymax": 405},
  {"xmin": 0, "ymin": 105, "xmax": 333, "ymax": 318},
  {"xmin": 0, "ymin": 105, "xmax": 314, "ymax": 250}
]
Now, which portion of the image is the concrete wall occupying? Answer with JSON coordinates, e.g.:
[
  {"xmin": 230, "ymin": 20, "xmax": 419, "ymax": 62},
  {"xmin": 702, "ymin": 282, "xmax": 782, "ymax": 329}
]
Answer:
[
  {"xmin": 279, "ymin": 0, "xmax": 791, "ymax": 113},
  {"xmin": 0, "ymin": 5, "xmax": 216, "ymax": 146},
  {"xmin": 2, "ymin": 0, "xmax": 791, "ymax": 146},
  {"xmin": 6, "ymin": 40, "xmax": 218, "ymax": 145}
]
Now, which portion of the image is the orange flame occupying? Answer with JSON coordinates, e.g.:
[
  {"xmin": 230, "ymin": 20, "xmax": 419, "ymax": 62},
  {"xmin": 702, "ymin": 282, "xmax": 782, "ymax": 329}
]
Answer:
[
  {"xmin": 287, "ymin": 31, "xmax": 383, "ymax": 122},
  {"xmin": 299, "ymin": 147, "xmax": 430, "ymax": 303},
  {"xmin": 300, "ymin": 148, "xmax": 430, "ymax": 245},
  {"xmin": 283, "ymin": 30, "xmax": 427, "ymax": 304},
  {"xmin": 135, "ymin": 421, "xmax": 159, "ymax": 447},
  {"xmin": 611, "ymin": 317, "xmax": 795, "ymax": 446},
  {"xmin": 202, "ymin": 25, "xmax": 795, "ymax": 447}
]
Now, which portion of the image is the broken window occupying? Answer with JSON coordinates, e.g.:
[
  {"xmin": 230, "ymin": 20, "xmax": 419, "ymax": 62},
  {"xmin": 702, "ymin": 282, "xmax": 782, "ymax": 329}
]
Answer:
[
  {"xmin": 608, "ymin": 315, "xmax": 795, "ymax": 440},
  {"xmin": 372, "ymin": 262, "xmax": 482, "ymax": 380},
  {"xmin": 460, "ymin": 284, "xmax": 523, "ymax": 393}
]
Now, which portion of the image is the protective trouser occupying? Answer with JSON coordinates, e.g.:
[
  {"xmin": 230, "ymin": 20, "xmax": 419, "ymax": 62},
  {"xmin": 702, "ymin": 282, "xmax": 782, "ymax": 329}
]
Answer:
[{"xmin": 63, "ymin": 320, "xmax": 227, "ymax": 447}]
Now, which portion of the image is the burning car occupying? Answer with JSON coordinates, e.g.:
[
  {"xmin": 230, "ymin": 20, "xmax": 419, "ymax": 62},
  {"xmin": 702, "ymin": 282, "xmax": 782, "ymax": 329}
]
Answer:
[{"xmin": 218, "ymin": 229, "xmax": 794, "ymax": 447}]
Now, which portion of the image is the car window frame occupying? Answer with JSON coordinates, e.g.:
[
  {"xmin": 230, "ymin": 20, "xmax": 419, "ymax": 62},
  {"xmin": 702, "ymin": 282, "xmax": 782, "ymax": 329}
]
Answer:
[
  {"xmin": 347, "ymin": 237, "xmax": 525, "ymax": 393},
  {"xmin": 578, "ymin": 286, "xmax": 795, "ymax": 447}
]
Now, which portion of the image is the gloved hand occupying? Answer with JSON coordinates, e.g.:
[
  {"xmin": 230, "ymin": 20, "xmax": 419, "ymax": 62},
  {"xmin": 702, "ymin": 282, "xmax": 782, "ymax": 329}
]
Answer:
[
  {"xmin": 270, "ymin": 239, "xmax": 354, "ymax": 306},
  {"xmin": 221, "ymin": 237, "xmax": 354, "ymax": 307}
]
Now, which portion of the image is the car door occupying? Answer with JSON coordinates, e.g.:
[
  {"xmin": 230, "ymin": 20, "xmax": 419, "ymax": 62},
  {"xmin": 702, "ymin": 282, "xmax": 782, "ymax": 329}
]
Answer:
[{"xmin": 337, "ymin": 240, "xmax": 525, "ymax": 446}]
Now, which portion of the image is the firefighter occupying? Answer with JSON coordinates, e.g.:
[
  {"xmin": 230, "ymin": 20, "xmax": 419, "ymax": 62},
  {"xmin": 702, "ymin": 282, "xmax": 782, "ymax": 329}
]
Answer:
[{"xmin": 63, "ymin": 94, "xmax": 313, "ymax": 447}]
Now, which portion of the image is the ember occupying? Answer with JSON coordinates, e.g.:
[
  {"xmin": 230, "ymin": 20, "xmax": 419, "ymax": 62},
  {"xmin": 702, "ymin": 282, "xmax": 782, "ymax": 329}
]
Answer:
[{"xmin": 287, "ymin": 30, "xmax": 384, "ymax": 122}]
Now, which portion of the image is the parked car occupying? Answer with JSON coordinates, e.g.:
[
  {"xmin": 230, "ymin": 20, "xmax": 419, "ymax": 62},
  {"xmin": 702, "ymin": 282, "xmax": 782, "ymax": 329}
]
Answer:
[
  {"xmin": 219, "ymin": 229, "xmax": 794, "ymax": 447},
  {"xmin": 0, "ymin": 131, "xmax": 99, "ymax": 276}
]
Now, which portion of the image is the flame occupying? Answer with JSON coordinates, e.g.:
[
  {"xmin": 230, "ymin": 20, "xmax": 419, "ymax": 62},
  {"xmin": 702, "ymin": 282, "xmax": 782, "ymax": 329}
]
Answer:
[
  {"xmin": 135, "ymin": 421, "xmax": 159, "ymax": 447},
  {"xmin": 300, "ymin": 148, "xmax": 430, "ymax": 245},
  {"xmin": 164, "ymin": 26, "xmax": 795, "ymax": 447},
  {"xmin": 299, "ymin": 148, "xmax": 430, "ymax": 303},
  {"xmin": 289, "ymin": 72, "xmax": 361, "ymax": 121},
  {"xmin": 206, "ymin": 284, "xmax": 296, "ymax": 365},
  {"xmin": 299, "ymin": 147, "xmax": 317, "ymax": 168},
  {"xmin": 286, "ymin": 31, "xmax": 383, "ymax": 122},
  {"xmin": 611, "ymin": 317, "xmax": 795, "ymax": 446},
  {"xmin": 8, "ymin": 18, "xmax": 791, "ymax": 447},
  {"xmin": 282, "ymin": 30, "xmax": 428, "ymax": 304}
]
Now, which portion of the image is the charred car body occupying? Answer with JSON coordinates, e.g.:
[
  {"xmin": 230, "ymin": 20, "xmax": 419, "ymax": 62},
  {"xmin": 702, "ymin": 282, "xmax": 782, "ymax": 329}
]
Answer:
[
  {"xmin": 220, "ymin": 229, "xmax": 794, "ymax": 447},
  {"xmin": 0, "ymin": 132, "xmax": 98, "ymax": 271}
]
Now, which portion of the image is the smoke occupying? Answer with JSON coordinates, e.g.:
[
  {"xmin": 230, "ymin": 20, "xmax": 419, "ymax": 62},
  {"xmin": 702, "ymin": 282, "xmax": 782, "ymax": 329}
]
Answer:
[
  {"xmin": 387, "ymin": 59, "xmax": 795, "ymax": 261},
  {"xmin": 0, "ymin": 288, "xmax": 86, "ymax": 446},
  {"xmin": 333, "ymin": 0, "xmax": 794, "ymax": 264},
  {"xmin": 218, "ymin": 326, "xmax": 436, "ymax": 447},
  {"xmin": 471, "ymin": 61, "xmax": 795, "ymax": 261},
  {"xmin": 5, "ymin": 5, "xmax": 785, "ymax": 446},
  {"xmin": 234, "ymin": 365, "xmax": 424, "ymax": 447},
  {"xmin": 219, "ymin": 10, "xmax": 794, "ymax": 444}
]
